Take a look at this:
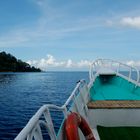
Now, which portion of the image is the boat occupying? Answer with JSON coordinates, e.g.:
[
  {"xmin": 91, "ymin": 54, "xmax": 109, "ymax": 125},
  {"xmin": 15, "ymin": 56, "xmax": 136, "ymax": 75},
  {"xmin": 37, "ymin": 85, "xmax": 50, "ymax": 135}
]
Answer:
[{"xmin": 15, "ymin": 59, "xmax": 140, "ymax": 140}]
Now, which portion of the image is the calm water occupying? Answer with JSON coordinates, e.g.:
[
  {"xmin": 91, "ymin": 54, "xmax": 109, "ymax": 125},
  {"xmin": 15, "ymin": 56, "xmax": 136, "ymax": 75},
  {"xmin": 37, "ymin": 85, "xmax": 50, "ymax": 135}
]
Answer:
[{"xmin": 0, "ymin": 72, "xmax": 88, "ymax": 140}]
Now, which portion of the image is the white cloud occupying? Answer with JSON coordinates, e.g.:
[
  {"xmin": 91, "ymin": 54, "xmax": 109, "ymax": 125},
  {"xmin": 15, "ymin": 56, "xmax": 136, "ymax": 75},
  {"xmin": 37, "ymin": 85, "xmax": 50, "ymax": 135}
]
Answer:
[
  {"xmin": 66, "ymin": 59, "xmax": 73, "ymax": 68},
  {"xmin": 27, "ymin": 56, "xmax": 140, "ymax": 71},
  {"xmin": 120, "ymin": 17, "xmax": 140, "ymax": 28},
  {"xmin": 107, "ymin": 16, "xmax": 140, "ymax": 29},
  {"xmin": 126, "ymin": 60, "xmax": 140, "ymax": 67},
  {"xmin": 46, "ymin": 54, "xmax": 55, "ymax": 65},
  {"xmin": 77, "ymin": 60, "xmax": 91, "ymax": 68},
  {"xmin": 27, "ymin": 54, "xmax": 91, "ymax": 70},
  {"xmin": 27, "ymin": 54, "xmax": 65, "ymax": 70},
  {"xmin": 126, "ymin": 60, "xmax": 135, "ymax": 66},
  {"xmin": 0, "ymin": 0, "xmax": 105, "ymax": 48}
]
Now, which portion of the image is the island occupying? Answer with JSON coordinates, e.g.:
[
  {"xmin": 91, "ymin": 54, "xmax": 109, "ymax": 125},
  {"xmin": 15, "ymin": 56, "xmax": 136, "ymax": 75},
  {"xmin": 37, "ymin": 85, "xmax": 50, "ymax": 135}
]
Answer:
[{"xmin": 0, "ymin": 51, "xmax": 41, "ymax": 72}]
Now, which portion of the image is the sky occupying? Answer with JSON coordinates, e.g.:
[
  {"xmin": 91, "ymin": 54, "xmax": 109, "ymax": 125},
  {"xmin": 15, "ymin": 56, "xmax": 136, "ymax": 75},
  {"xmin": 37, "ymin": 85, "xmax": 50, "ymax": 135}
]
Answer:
[{"xmin": 1, "ymin": 0, "xmax": 140, "ymax": 70}]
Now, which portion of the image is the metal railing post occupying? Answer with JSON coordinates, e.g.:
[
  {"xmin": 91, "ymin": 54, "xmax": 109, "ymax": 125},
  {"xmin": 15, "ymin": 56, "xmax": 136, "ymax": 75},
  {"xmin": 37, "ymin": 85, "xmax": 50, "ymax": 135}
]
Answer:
[
  {"xmin": 129, "ymin": 67, "xmax": 132, "ymax": 81},
  {"xmin": 43, "ymin": 109, "xmax": 57, "ymax": 140}
]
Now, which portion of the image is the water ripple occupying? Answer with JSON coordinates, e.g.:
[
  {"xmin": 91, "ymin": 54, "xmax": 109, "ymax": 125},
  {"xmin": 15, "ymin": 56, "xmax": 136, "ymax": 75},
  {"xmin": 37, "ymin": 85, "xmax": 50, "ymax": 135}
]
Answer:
[{"xmin": 0, "ymin": 72, "xmax": 88, "ymax": 140}]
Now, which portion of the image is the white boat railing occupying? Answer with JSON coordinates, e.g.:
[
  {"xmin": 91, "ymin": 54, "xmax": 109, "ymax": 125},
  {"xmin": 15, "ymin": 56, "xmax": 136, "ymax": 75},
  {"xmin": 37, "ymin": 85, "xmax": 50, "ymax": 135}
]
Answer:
[
  {"xmin": 15, "ymin": 79, "xmax": 88, "ymax": 140},
  {"xmin": 89, "ymin": 59, "xmax": 140, "ymax": 85}
]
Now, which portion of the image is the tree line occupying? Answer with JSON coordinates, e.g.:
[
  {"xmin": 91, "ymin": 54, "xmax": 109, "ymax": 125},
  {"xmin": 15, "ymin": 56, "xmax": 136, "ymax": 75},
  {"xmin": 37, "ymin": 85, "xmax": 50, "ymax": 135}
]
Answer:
[{"xmin": 0, "ymin": 51, "xmax": 41, "ymax": 72}]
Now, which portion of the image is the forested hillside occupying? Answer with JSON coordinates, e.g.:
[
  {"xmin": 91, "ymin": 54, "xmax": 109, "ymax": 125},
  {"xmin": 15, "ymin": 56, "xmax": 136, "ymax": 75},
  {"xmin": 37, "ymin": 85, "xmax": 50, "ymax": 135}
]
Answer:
[{"xmin": 0, "ymin": 52, "xmax": 41, "ymax": 72}]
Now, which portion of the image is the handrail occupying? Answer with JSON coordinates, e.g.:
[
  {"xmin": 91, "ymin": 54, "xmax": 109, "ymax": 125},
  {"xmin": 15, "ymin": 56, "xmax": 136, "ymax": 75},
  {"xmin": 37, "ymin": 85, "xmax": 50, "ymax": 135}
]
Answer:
[
  {"xmin": 15, "ymin": 105, "xmax": 62, "ymax": 140},
  {"xmin": 63, "ymin": 79, "xmax": 85, "ymax": 107},
  {"xmin": 89, "ymin": 59, "xmax": 140, "ymax": 85},
  {"xmin": 15, "ymin": 79, "xmax": 87, "ymax": 140}
]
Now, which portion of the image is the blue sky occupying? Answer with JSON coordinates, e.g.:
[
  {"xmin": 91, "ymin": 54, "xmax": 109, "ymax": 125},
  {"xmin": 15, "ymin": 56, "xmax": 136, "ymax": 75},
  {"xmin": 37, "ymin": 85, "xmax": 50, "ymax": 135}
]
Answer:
[{"xmin": 1, "ymin": 0, "xmax": 140, "ymax": 70}]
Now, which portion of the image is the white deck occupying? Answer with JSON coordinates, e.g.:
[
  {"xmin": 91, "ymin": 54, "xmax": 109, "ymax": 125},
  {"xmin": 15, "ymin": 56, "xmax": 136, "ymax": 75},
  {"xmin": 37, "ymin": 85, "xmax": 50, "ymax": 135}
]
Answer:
[{"xmin": 97, "ymin": 67, "xmax": 116, "ymax": 75}]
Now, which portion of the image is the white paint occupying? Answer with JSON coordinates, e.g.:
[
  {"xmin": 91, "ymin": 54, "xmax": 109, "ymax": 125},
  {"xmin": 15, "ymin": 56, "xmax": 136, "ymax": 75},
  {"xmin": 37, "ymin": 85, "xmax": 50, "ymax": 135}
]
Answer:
[{"xmin": 88, "ymin": 109, "xmax": 140, "ymax": 128}]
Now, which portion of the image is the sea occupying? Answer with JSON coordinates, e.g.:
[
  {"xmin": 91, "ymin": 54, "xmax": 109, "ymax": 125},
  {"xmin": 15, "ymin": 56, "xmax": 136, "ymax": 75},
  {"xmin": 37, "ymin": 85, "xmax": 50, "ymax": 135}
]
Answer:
[{"xmin": 0, "ymin": 72, "xmax": 89, "ymax": 140}]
